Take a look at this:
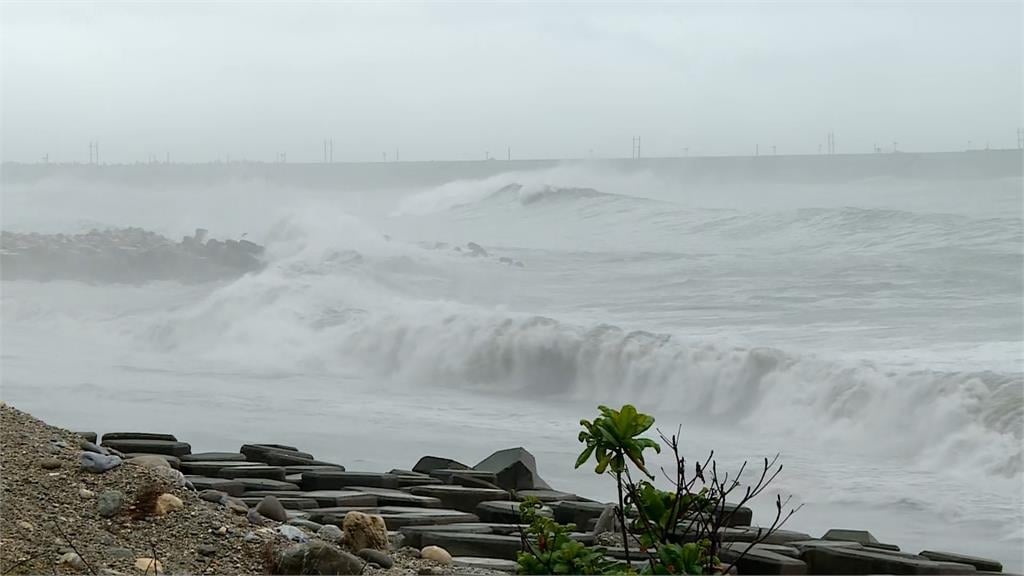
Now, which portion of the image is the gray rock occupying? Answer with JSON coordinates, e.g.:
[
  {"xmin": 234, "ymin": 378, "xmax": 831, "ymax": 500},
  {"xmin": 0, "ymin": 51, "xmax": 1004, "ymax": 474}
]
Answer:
[
  {"xmin": 152, "ymin": 467, "xmax": 187, "ymax": 488},
  {"xmin": 516, "ymin": 489, "xmax": 579, "ymax": 503},
  {"xmin": 398, "ymin": 524, "xmax": 496, "ymax": 549},
  {"xmin": 301, "ymin": 471, "xmax": 399, "ymax": 491},
  {"xmin": 76, "ymin": 432, "xmax": 98, "ymax": 443},
  {"xmin": 357, "ymin": 549, "xmax": 394, "ymax": 569},
  {"xmin": 197, "ymin": 544, "xmax": 218, "ymax": 557},
  {"xmin": 79, "ymin": 452, "xmax": 122, "ymax": 473},
  {"xmin": 108, "ymin": 547, "xmax": 134, "ymax": 560},
  {"xmin": 247, "ymin": 509, "xmax": 267, "ymax": 525},
  {"xmin": 289, "ymin": 519, "xmax": 325, "ymax": 532},
  {"xmin": 553, "ymin": 500, "xmax": 609, "ymax": 528},
  {"xmin": 100, "ymin": 439, "xmax": 190, "ymax": 457},
  {"xmin": 473, "ymin": 447, "xmax": 551, "ymax": 491},
  {"xmin": 243, "ymin": 532, "xmax": 260, "ymax": 543},
  {"xmin": 58, "ymin": 552, "xmax": 87, "ymax": 571},
  {"xmin": 300, "ymin": 490, "xmax": 379, "ymax": 508},
  {"xmin": 803, "ymin": 547, "xmax": 976, "ymax": 575},
  {"xmin": 256, "ymin": 495, "xmax": 289, "ymax": 522},
  {"xmin": 417, "ymin": 568, "xmax": 443, "ymax": 576},
  {"xmin": 408, "ymin": 485, "xmax": 509, "ymax": 513},
  {"xmin": 180, "ymin": 460, "xmax": 260, "ymax": 476},
  {"xmin": 101, "ymin": 432, "xmax": 177, "ymax": 442},
  {"xmin": 275, "ymin": 524, "xmax": 310, "ymax": 543},
  {"xmin": 412, "ymin": 456, "xmax": 469, "ymax": 475},
  {"xmin": 920, "ymin": 551, "xmax": 1002, "ymax": 572},
  {"xmin": 419, "ymin": 532, "xmax": 521, "ymax": 561},
  {"xmin": 199, "ymin": 489, "xmax": 227, "ymax": 503},
  {"xmin": 185, "ymin": 476, "xmax": 245, "ymax": 496},
  {"xmin": 344, "ymin": 487, "xmax": 440, "ymax": 508},
  {"xmin": 591, "ymin": 504, "xmax": 617, "ymax": 535},
  {"xmin": 216, "ymin": 465, "xmax": 288, "ymax": 482},
  {"xmin": 476, "ymin": 500, "xmax": 550, "ymax": 524},
  {"xmin": 317, "ymin": 524, "xmax": 344, "ymax": 543},
  {"xmin": 39, "ymin": 458, "xmax": 61, "ymax": 470},
  {"xmin": 717, "ymin": 527, "xmax": 814, "ymax": 545},
  {"xmin": 79, "ymin": 440, "xmax": 107, "ymax": 454},
  {"xmin": 97, "ymin": 490, "xmax": 124, "ymax": 518},
  {"xmin": 719, "ymin": 543, "xmax": 807, "ymax": 574},
  {"xmin": 822, "ymin": 528, "xmax": 901, "ymax": 551},
  {"xmin": 275, "ymin": 541, "xmax": 363, "ymax": 575},
  {"xmin": 240, "ymin": 444, "xmax": 314, "ymax": 465},
  {"xmin": 51, "ymin": 440, "xmax": 69, "ymax": 449},
  {"xmin": 429, "ymin": 469, "xmax": 498, "ymax": 485},
  {"xmin": 452, "ymin": 557, "xmax": 518, "ymax": 573},
  {"xmin": 242, "ymin": 496, "xmax": 319, "ymax": 510},
  {"xmin": 236, "ymin": 478, "xmax": 300, "ymax": 492},
  {"xmin": 180, "ymin": 452, "xmax": 247, "ymax": 462},
  {"xmin": 225, "ymin": 496, "xmax": 250, "ymax": 514}
]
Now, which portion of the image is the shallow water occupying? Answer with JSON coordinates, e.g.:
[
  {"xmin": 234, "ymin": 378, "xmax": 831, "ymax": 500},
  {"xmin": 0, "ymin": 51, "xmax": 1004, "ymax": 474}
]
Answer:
[{"xmin": 2, "ymin": 159, "xmax": 1022, "ymax": 570}]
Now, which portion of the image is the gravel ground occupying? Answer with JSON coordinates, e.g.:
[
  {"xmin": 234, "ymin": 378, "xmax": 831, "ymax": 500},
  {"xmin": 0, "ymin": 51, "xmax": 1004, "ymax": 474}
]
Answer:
[{"xmin": 0, "ymin": 403, "xmax": 508, "ymax": 575}]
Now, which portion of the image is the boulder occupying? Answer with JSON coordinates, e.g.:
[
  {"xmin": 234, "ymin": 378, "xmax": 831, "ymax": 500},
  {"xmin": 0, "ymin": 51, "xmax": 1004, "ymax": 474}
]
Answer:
[
  {"xmin": 803, "ymin": 547, "xmax": 978, "ymax": 574},
  {"xmin": 185, "ymin": 476, "xmax": 245, "ymax": 496},
  {"xmin": 255, "ymin": 495, "xmax": 289, "ymax": 522},
  {"xmin": 79, "ymin": 440, "xmax": 107, "ymax": 455},
  {"xmin": 409, "ymin": 485, "xmax": 509, "ymax": 513},
  {"xmin": 199, "ymin": 489, "xmax": 227, "ymax": 503},
  {"xmin": 788, "ymin": 539, "xmax": 864, "ymax": 552},
  {"xmin": 152, "ymin": 467, "xmax": 187, "ymax": 488},
  {"xmin": 419, "ymin": 532, "xmax": 521, "ymax": 561},
  {"xmin": 275, "ymin": 541, "xmax": 363, "ymax": 575},
  {"xmin": 80, "ymin": 452, "xmax": 122, "ymax": 473},
  {"xmin": 39, "ymin": 458, "xmax": 61, "ymax": 470},
  {"xmin": 76, "ymin": 431, "xmax": 98, "ymax": 443},
  {"xmin": 134, "ymin": 557, "xmax": 163, "ymax": 574},
  {"xmin": 920, "ymin": 551, "xmax": 1002, "ymax": 572},
  {"xmin": 180, "ymin": 452, "xmax": 247, "ymax": 462},
  {"xmin": 412, "ymin": 456, "xmax": 470, "ymax": 475},
  {"xmin": 101, "ymin": 432, "xmax": 177, "ymax": 442},
  {"xmin": 473, "ymin": 447, "xmax": 550, "ymax": 491},
  {"xmin": 389, "ymin": 470, "xmax": 444, "ymax": 488},
  {"xmin": 343, "ymin": 511, "xmax": 389, "ymax": 552},
  {"xmin": 284, "ymin": 465, "xmax": 347, "ymax": 475},
  {"xmin": 100, "ymin": 439, "xmax": 190, "ymax": 457},
  {"xmin": 225, "ymin": 497, "xmax": 249, "ymax": 514}
]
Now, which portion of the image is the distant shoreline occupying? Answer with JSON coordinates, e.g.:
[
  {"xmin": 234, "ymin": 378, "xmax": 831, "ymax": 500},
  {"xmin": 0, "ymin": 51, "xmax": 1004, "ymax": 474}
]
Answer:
[{"xmin": 3, "ymin": 149, "xmax": 1021, "ymax": 190}]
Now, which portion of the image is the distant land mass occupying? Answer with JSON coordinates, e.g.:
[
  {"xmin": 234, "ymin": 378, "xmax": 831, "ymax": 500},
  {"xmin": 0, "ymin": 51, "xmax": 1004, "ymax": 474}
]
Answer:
[{"xmin": 3, "ymin": 149, "xmax": 1021, "ymax": 190}]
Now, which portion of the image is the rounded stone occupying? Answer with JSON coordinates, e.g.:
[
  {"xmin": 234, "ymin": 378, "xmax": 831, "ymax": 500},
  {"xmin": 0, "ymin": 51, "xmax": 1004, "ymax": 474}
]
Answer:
[
  {"xmin": 357, "ymin": 549, "xmax": 394, "ymax": 569},
  {"xmin": 155, "ymin": 493, "xmax": 183, "ymax": 515},
  {"xmin": 317, "ymin": 524, "xmax": 343, "ymax": 543},
  {"xmin": 420, "ymin": 545, "xmax": 452, "ymax": 565},
  {"xmin": 255, "ymin": 495, "xmax": 288, "ymax": 523},
  {"xmin": 40, "ymin": 458, "xmax": 62, "ymax": 470},
  {"xmin": 97, "ymin": 490, "xmax": 124, "ymax": 518}
]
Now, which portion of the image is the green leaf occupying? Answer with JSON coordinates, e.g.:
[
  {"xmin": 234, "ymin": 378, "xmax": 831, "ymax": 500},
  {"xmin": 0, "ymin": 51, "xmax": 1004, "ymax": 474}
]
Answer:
[{"xmin": 575, "ymin": 445, "xmax": 596, "ymax": 469}]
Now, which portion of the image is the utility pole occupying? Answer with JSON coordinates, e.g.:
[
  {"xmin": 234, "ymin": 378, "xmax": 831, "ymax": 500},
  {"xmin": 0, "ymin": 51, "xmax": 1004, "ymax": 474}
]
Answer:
[
  {"xmin": 756, "ymin": 144, "xmax": 759, "ymax": 156},
  {"xmin": 637, "ymin": 136, "xmax": 641, "ymax": 160},
  {"xmin": 330, "ymin": 139, "xmax": 334, "ymax": 163},
  {"xmin": 395, "ymin": 148, "xmax": 399, "ymax": 162},
  {"xmin": 507, "ymin": 146, "xmax": 510, "ymax": 161},
  {"xmin": 893, "ymin": 141, "xmax": 898, "ymax": 153}
]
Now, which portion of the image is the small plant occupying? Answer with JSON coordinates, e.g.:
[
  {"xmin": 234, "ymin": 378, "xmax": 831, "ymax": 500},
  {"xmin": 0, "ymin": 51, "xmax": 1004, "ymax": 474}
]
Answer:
[
  {"xmin": 577, "ymin": 404, "xmax": 661, "ymax": 564},
  {"xmin": 516, "ymin": 499, "xmax": 625, "ymax": 575},
  {"xmin": 574, "ymin": 405, "xmax": 800, "ymax": 575},
  {"xmin": 130, "ymin": 482, "xmax": 167, "ymax": 520}
]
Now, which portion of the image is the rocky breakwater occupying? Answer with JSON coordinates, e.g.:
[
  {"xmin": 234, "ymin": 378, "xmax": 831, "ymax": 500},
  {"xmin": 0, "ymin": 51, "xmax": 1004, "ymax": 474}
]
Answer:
[
  {"xmin": 0, "ymin": 227, "xmax": 264, "ymax": 283},
  {"xmin": 2, "ymin": 403, "xmax": 1014, "ymax": 575}
]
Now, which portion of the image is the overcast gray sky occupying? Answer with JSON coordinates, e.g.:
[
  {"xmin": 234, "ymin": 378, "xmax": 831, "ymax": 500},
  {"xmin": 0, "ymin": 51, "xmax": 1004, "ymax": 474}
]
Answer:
[{"xmin": 1, "ymin": 1, "xmax": 1021, "ymax": 163}]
